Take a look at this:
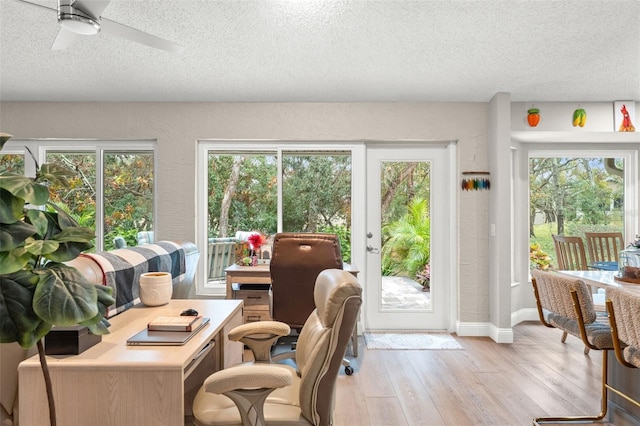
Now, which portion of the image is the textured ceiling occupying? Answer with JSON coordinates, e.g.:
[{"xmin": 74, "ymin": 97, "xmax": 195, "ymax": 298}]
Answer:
[{"xmin": 1, "ymin": 0, "xmax": 639, "ymax": 103}]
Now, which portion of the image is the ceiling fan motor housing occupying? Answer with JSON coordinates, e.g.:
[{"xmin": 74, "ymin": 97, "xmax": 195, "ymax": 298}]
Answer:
[{"xmin": 58, "ymin": 1, "xmax": 100, "ymax": 35}]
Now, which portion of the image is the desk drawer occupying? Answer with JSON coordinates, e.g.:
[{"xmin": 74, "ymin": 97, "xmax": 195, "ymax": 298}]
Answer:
[
  {"xmin": 239, "ymin": 290, "xmax": 271, "ymax": 309},
  {"xmin": 244, "ymin": 310, "xmax": 271, "ymax": 323}
]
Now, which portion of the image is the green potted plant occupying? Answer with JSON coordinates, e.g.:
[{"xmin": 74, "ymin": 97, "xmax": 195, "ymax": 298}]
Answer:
[{"xmin": 0, "ymin": 133, "xmax": 115, "ymax": 426}]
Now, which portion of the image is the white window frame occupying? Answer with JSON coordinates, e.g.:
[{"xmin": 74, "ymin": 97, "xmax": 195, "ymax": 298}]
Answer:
[
  {"xmin": 513, "ymin": 142, "xmax": 638, "ymax": 287},
  {"xmin": 3, "ymin": 139, "xmax": 156, "ymax": 252},
  {"xmin": 196, "ymin": 140, "xmax": 365, "ymax": 297}
]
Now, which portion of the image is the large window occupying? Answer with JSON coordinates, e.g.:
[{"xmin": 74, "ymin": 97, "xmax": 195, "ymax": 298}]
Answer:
[
  {"xmin": 529, "ymin": 156, "xmax": 624, "ymax": 269},
  {"xmin": 198, "ymin": 143, "xmax": 354, "ymax": 295},
  {"xmin": 1, "ymin": 140, "xmax": 155, "ymax": 252},
  {"xmin": 515, "ymin": 145, "xmax": 638, "ymax": 283}
]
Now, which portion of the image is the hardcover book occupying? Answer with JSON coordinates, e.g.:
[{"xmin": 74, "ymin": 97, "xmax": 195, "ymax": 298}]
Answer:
[{"xmin": 147, "ymin": 315, "xmax": 204, "ymax": 332}]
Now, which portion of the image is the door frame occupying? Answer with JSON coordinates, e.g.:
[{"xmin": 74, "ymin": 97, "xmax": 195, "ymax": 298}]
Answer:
[{"xmin": 363, "ymin": 141, "xmax": 457, "ymax": 332}]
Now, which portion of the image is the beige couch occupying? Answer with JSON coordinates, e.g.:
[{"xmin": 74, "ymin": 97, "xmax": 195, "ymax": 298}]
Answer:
[{"xmin": 0, "ymin": 241, "xmax": 199, "ymax": 425}]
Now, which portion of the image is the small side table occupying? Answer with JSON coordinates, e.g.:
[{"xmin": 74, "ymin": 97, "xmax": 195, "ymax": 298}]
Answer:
[
  {"xmin": 232, "ymin": 283, "xmax": 272, "ymax": 323},
  {"xmin": 224, "ymin": 264, "xmax": 271, "ymax": 299}
]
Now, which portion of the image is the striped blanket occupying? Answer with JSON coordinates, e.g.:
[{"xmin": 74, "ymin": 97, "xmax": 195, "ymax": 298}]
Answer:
[{"xmin": 81, "ymin": 241, "xmax": 186, "ymax": 318}]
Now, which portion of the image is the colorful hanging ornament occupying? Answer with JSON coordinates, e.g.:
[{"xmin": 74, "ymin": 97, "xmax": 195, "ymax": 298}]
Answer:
[{"xmin": 461, "ymin": 172, "xmax": 491, "ymax": 191}]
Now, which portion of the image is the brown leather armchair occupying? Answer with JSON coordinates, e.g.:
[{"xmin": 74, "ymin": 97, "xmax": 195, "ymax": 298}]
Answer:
[{"xmin": 269, "ymin": 232, "xmax": 343, "ymax": 331}]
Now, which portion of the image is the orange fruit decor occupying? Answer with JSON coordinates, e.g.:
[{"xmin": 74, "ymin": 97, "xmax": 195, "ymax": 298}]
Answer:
[{"xmin": 527, "ymin": 108, "xmax": 540, "ymax": 127}]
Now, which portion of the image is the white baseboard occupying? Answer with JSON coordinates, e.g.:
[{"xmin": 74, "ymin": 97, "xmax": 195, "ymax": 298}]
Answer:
[
  {"xmin": 511, "ymin": 307, "xmax": 539, "ymax": 326},
  {"xmin": 456, "ymin": 321, "xmax": 514, "ymax": 343}
]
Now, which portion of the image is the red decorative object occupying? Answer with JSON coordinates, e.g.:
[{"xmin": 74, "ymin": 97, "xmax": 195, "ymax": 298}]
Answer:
[
  {"xmin": 527, "ymin": 108, "xmax": 540, "ymax": 127},
  {"xmin": 247, "ymin": 233, "xmax": 265, "ymax": 251},
  {"xmin": 619, "ymin": 104, "xmax": 636, "ymax": 132}
]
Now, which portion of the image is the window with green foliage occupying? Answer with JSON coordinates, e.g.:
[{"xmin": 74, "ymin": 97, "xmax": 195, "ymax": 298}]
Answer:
[
  {"xmin": 529, "ymin": 156, "xmax": 624, "ymax": 270},
  {"xmin": 1, "ymin": 140, "xmax": 155, "ymax": 252},
  {"xmin": 207, "ymin": 150, "xmax": 352, "ymax": 261},
  {"xmin": 46, "ymin": 149, "xmax": 154, "ymax": 251}
]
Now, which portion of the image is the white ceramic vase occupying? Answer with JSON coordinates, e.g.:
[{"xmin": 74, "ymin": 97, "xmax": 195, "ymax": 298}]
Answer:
[{"xmin": 139, "ymin": 272, "xmax": 172, "ymax": 306}]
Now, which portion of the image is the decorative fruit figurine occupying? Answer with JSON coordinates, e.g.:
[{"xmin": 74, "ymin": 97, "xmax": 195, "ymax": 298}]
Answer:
[
  {"xmin": 527, "ymin": 108, "xmax": 540, "ymax": 127},
  {"xmin": 572, "ymin": 108, "xmax": 587, "ymax": 127}
]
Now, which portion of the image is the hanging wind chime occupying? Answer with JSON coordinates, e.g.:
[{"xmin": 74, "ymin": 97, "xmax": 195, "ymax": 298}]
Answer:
[{"xmin": 461, "ymin": 171, "xmax": 491, "ymax": 191}]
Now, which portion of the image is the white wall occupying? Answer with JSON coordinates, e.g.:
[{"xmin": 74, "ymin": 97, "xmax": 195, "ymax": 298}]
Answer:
[{"xmin": 0, "ymin": 101, "xmax": 492, "ymax": 327}]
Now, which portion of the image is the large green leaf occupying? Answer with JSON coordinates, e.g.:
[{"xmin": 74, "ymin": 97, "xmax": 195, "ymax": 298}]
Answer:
[
  {"xmin": 46, "ymin": 240, "xmax": 93, "ymax": 262},
  {"xmin": 0, "ymin": 188, "xmax": 24, "ymax": 224},
  {"xmin": 0, "ymin": 248, "xmax": 34, "ymax": 274},
  {"xmin": 49, "ymin": 202, "xmax": 82, "ymax": 230},
  {"xmin": 38, "ymin": 163, "xmax": 75, "ymax": 188},
  {"xmin": 0, "ymin": 175, "xmax": 49, "ymax": 206},
  {"xmin": 32, "ymin": 264, "xmax": 99, "ymax": 325},
  {"xmin": 0, "ymin": 220, "xmax": 37, "ymax": 252},
  {"xmin": 25, "ymin": 209, "xmax": 49, "ymax": 237},
  {"xmin": 54, "ymin": 226, "xmax": 96, "ymax": 243},
  {"xmin": 0, "ymin": 271, "xmax": 50, "ymax": 346},
  {"xmin": 24, "ymin": 238, "xmax": 60, "ymax": 256},
  {"xmin": 78, "ymin": 282, "xmax": 114, "ymax": 335}
]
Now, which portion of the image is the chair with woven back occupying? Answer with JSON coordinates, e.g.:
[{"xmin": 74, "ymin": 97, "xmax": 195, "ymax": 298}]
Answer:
[
  {"xmin": 604, "ymin": 287, "xmax": 640, "ymax": 412},
  {"xmin": 550, "ymin": 234, "xmax": 598, "ymax": 339},
  {"xmin": 584, "ymin": 231, "xmax": 625, "ymax": 264},
  {"xmin": 552, "ymin": 234, "xmax": 589, "ymax": 271},
  {"xmin": 530, "ymin": 269, "xmax": 614, "ymax": 424}
]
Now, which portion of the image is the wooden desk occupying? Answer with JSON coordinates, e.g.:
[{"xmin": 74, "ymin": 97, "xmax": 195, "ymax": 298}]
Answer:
[
  {"xmin": 224, "ymin": 263, "xmax": 359, "ymax": 299},
  {"xmin": 18, "ymin": 299, "xmax": 243, "ymax": 426},
  {"xmin": 558, "ymin": 270, "xmax": 640, "ymax": 424}
]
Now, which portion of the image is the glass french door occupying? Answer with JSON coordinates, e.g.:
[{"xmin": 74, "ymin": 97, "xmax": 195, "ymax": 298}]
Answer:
[{"xmin": 365, "ymin": 144, "xmax": 453, "ymax": 331}]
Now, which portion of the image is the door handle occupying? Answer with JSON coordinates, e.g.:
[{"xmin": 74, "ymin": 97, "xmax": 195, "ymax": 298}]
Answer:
[{"xmin": 367, "ymin": 245, "xmax": 379, "ymax": 254}]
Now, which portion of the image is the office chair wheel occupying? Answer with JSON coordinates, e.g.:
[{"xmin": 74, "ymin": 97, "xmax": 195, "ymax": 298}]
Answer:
[{"xmin": 344, "ymin": 365, "xmax": 354, "ymax": 375}]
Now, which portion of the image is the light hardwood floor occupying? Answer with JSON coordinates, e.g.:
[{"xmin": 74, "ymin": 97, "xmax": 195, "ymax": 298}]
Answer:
[{"xmin": 334, "ymin": 321, "xmax": 621, "ymax": 426}]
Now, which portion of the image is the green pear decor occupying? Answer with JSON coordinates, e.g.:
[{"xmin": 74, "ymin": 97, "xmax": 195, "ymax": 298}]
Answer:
[{"xmin": 0, "ymin": 133, "xmax": 115, "ymax": 426}]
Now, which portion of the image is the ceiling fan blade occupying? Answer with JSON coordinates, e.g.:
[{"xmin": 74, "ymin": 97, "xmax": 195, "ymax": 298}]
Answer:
[
  {"xmin": 14, "ymin": 0, "xmax": 57, "ymax": 13},
  {"xmin": 70, "ymin": 0, "xmax": 111, "ymax": 19},
  {"xmin": 51, "ymin": 27, "xmax": 80, "ymax": 50},
  {"xmin": 100, "ymin": 18, "xmax": 184, "ymax": 53}
]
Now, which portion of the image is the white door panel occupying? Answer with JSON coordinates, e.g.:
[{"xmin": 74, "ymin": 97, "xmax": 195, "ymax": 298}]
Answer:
[{"xmin": 365, "ymin": 144, "xmax": 453, "ymax": 331}]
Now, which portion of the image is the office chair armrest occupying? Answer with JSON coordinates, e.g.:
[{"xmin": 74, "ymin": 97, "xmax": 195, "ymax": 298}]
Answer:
[
  {"xmin": 228, "ymin": 321, "xmax": 291, "ymax": 363},
  {"xmin": 203, "ymin": 364, "xmax": 292, "ymax": 394},
  {"xmin": 228, "ymin": 321, "xmax": 291, "ymax": 341},
  {"xmin": 200, "ymin": 365, "xmax": 293, "ymax": 426}
]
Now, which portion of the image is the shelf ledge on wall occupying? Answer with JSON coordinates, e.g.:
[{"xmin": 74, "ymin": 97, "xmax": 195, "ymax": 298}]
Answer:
[{"xmin": 511, "ymin": 131, "xmax": 640, "ymax": 144}]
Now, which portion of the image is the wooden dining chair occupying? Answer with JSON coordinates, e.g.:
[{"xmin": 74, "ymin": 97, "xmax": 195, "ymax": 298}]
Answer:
[
  {"xmin": 584, "ymin": 232, "xmax": 624, "ymax": 264},
  {"xmin": 552, "ymin": 234, "xmax": 589, "ymax": 271}
]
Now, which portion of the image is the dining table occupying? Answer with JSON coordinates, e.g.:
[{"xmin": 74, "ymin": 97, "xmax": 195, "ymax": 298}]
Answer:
[
  {"xmin": 558, "ymin": 269, "xmax": 640, "ymax": 294},
  {"xmin": 557, "ymin": 269, "xmax": 640, "ymax": 423},
  {"xmin": 588, "ymin": 261, "xmax": 619, "ymax": 272}
]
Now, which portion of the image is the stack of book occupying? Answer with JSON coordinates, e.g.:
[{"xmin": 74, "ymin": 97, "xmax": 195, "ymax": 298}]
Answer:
[{"xmin": 147, "ymin": 315, "xmax": 204, "ymax": 332}]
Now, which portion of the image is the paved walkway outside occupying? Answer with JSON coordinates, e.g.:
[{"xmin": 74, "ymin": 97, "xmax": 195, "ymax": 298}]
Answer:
[
  {"xmin": 210, "ymin": 274, "xmax": 431, "ymax": 310},
  {"xmin": 381, "ymin": 276, "xmax": 431, "ymax": 310}
]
